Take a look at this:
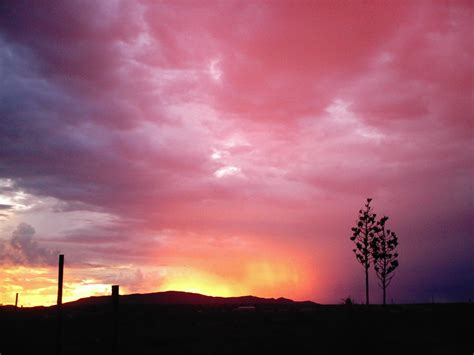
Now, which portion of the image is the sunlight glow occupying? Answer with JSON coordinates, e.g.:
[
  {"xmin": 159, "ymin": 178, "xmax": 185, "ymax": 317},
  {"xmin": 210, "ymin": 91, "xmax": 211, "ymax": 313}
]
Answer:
[
  {"xmin": 0, "ymin": 266, "xmax": 110, "ymax": 306},
  {"xmin": 161, "ymin": 269, "xmax": 236, "ymax": 297}
]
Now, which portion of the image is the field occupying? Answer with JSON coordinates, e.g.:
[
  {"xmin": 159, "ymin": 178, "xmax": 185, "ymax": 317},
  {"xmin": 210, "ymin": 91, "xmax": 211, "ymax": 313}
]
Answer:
[{"xmin": 1, "ymin": 300, "xmax": 472, "ymax": 355}]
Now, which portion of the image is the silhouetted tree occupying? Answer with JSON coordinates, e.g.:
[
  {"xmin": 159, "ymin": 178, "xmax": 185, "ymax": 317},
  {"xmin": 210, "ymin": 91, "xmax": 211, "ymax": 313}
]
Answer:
[
  {"xmin": 350, "ymin": 198, "xmax": 378, "ymax": 305},
  {"xmin": 373, "ymin": 216, "xmax": 399, "ymax": 305}
]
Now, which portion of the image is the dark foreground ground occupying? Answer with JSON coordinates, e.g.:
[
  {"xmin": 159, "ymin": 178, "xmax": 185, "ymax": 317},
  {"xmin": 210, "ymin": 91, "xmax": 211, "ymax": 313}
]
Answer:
[{"xmin": 1, "ymin": 303, "xmax": 472, "ymax": 354}]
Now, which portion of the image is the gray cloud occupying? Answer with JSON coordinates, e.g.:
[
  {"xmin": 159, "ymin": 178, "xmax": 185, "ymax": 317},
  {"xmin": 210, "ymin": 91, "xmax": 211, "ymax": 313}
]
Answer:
[{"xmin": 0, "ymin": 222, "xmax": 58, "ymax": 265}]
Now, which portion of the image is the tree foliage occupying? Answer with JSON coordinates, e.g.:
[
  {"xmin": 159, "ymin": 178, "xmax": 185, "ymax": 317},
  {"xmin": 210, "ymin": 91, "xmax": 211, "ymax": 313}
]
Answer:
[
  {"xmin": 350, "ymin": 198, "xmax": 378, "ymax": 304},
  {"xmin": 373, "ymin": 215, "xmax": 399, "ymax": 305}
]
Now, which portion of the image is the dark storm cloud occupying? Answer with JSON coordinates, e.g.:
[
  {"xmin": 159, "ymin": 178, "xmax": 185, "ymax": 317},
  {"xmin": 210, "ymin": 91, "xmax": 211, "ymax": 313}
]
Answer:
[{"xmin": 0, "ymin": 2, "xmax": 206, "ymax": 216}]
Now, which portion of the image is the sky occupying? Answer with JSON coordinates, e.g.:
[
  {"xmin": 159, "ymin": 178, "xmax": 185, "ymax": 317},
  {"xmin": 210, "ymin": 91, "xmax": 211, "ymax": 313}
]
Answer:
[{"xmin": 0, "ymin": 0, "xmax": 472, "ymax": 306}]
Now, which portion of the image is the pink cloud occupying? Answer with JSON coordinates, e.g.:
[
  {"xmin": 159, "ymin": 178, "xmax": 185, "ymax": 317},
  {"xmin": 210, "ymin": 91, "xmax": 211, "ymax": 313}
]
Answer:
[{"xmin": 0, "ymin": 1, "xmax": 472, "ymax": 303}]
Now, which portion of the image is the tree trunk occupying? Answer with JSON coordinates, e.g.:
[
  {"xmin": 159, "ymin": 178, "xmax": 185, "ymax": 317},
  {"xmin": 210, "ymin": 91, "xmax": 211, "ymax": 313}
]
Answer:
[
  {"xmin": 365, "ymin": 264, "xmax": 369, "ymax": 305},
  {"xmin": 382, "ymin": 255, "xmax": 387, "ymax": 305}
]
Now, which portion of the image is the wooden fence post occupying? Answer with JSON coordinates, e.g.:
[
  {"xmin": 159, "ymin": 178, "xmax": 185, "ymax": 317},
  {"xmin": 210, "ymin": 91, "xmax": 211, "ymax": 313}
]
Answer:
[
  {"xmin": 56, "ymin": 254, "xmax": 64, "ymax": 355},
  {"xmin": 112, "ymin": 285, "xmax": 119, "ymax": 353}
]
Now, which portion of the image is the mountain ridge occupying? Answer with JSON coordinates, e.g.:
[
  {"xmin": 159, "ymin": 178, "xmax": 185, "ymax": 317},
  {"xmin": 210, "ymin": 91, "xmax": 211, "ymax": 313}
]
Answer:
[{"xmin": 62, "ymin": 290, "xmax": 318, "ymax": 307}]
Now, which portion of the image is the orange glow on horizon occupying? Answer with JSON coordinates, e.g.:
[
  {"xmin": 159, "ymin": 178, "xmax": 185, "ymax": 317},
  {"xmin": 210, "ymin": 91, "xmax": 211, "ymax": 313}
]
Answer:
[
  {"xmin": 159, "ymin": 256, "xmax": 313, "ymax": 299},
  {"xmin": 160, "ymin": 270, "xmax": 237, "ymax": 297},
  {"xmin": 0, "ymin": 266, "xmax": 110, "ymax": 307},
  {"xmin": 0, "ymin": 247, "xmax": 316, "ymax": 306}
]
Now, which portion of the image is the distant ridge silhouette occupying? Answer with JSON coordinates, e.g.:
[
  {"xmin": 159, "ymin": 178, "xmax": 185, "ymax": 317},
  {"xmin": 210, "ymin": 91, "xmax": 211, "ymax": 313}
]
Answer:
[{"xmin": 61, "ymin": 290, "xmax": 318, "ymax": 307}]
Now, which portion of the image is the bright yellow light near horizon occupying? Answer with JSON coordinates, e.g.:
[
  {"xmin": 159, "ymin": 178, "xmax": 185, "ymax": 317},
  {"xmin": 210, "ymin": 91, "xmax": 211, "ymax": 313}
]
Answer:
[
  {"xmin": 0, "ymin": 266, "xmax": 110, "ymax": 307},
  {"xmin": 0, "ymin": 266, "xmax": 55, "ymax": 306},
  {"xmin": 0, "ymin": 251, "xmax": 314, "ymax": 306},
  {"xmin": 63, "ymin": 282, "xmax": 110, "ymax": 302},
  {"xmin": 159, "ymin": 257, "xmax": 311, "ymax": 300},
  {"xmin": 160, "ymin": 270, "xmax": 237, "ymax": 297}
]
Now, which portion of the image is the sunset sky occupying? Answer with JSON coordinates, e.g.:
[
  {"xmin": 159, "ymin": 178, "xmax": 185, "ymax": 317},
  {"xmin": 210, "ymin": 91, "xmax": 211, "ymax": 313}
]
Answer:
[{"xmin": 0, "ymin": 1, "xmax": 472, "ymax": 306}]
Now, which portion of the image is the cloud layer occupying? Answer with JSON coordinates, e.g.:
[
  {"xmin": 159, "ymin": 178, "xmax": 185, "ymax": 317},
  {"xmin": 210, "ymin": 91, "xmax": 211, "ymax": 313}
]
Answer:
[{"xmin": 0, "ymin": 1, "xmax": 472, "ymax": 303}]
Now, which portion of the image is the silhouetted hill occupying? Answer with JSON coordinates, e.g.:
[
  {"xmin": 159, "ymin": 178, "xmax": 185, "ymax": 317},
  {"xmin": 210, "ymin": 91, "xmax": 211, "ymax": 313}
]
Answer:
[{"xmin": 63, "ymin": 290, "xmax": 317, "ymax": 308}]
